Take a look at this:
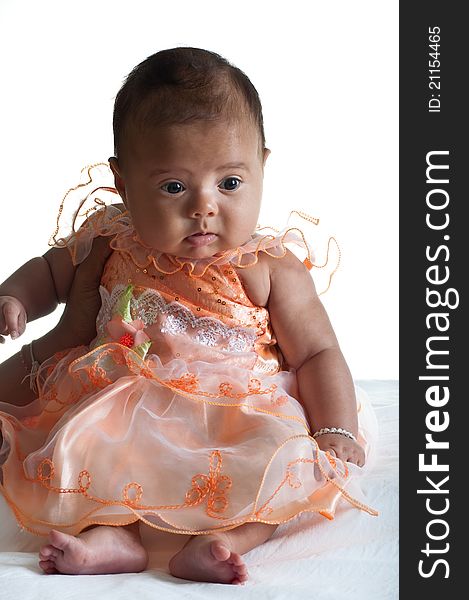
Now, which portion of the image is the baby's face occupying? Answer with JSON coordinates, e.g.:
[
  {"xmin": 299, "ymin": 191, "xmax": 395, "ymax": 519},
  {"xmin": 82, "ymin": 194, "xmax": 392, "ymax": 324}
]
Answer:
[{"xmin": 110, "ymin": 119, "xmax": 270, "ymax": 259}]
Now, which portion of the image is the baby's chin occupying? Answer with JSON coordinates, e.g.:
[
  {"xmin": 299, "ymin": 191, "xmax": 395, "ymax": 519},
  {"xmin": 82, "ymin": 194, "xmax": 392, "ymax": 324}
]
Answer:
[
  {"xmin": 156, "ymin": 234, "xmax": 255, "ymax": 260},
  {"xmin": 173, "ymin": 245, "xmax": 228, "ymax": 260},
  {"xmin": 184, "ymin": 236, "xmax": 256, "ymax": 259}
]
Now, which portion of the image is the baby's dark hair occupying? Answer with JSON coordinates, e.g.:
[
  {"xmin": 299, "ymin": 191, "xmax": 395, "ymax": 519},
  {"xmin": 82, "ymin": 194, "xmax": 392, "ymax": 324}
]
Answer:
[{"xmin": 113, "ymin": 47, "xmax": 265, "ymax": 163}]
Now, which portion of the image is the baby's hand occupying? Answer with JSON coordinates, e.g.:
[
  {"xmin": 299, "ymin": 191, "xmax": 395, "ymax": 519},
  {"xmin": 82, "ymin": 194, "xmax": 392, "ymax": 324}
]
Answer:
[
  {"xmin": 315, "ymin": 433, "xmax": 365, "ymax": 467},
  {"xmin": 0, "ymin": 295, "xmax": 27, "ymax": 344}
]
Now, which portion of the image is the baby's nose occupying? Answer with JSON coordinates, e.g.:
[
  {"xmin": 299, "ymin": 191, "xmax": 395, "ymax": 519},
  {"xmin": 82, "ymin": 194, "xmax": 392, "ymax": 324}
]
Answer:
[{"xmin": 189, "ymin": 192, "xmax": 219, "ymax": 218}]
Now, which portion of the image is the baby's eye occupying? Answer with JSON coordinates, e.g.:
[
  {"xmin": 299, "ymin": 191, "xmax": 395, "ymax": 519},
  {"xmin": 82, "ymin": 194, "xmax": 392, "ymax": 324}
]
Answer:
[
  {"xmin": 161, "ymin": 181, "xmax": 185, "ymax": 194},
  {"xmin": 219, "ymin": 177, "xmax": 241, "ymax": 191}
]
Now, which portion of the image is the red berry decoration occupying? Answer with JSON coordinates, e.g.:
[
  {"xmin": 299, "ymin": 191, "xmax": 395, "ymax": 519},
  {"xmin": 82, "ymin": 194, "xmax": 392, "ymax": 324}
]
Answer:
[{"xmin": 118, "ymin": 333, "xmax": 134, "ymax": 347}]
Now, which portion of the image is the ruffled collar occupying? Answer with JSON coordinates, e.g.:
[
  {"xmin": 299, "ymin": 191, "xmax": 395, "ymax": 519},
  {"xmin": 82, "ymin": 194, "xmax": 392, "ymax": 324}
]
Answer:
[
  {"xmin": 50, "ymin": 163, "xmax": 328, "ymax": 281},
  {"xmin": 108, "ymin": 209, "xmax": 316, "ymax": 278},
  {"xmin": 53, "ymin": 197, "xmax": 319, "ymax": 278}
]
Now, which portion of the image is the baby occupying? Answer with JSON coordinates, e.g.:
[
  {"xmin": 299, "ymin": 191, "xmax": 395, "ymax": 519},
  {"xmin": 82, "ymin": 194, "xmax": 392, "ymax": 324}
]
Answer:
[{"xmin": 0, "ymin": 47, "xmax": 376, "ymax": 585}]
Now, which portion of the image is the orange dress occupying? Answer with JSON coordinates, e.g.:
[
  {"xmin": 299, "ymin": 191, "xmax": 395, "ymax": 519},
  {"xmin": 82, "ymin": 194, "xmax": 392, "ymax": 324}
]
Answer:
[{"xmin": 0, "ymin": 202, "xmax": 378, "ymax": 537}]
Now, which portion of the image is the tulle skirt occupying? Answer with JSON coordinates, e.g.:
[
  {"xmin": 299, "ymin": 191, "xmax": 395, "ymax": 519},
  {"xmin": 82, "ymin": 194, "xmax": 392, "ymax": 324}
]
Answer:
[{"xmin": 0, "ymin": 343, "xmax": 378, "ymax": 536}]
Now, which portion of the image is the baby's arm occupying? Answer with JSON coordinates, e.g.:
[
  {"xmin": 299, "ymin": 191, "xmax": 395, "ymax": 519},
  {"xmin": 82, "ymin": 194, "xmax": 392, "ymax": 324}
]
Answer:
[
  {"xmin": 0, "ymin": 234, "xmax": 115, "ymax": 408},
  {"xmin": 0, "ymin": 204, "xmax": 126, "ymax": 344},
  {"xmin": 267, "ymin": 250, "xmax": 365, "ymax": 466},
  {"xmin": 0, "ymin": 249, "xmax": 76, "ymax": 343},
  {"xmin": 0, "ymin": 248, "xmax": 75, "ymax": 341}
]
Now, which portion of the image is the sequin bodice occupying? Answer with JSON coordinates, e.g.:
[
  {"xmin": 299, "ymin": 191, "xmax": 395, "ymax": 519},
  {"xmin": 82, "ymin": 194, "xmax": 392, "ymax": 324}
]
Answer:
[
  {"xmin": 97, "ymin": 248, "xmax": 284, "ymax": 374},
  {"xmin": 54, "ymin": 203, "xmax": 315, "ymax": 375}
]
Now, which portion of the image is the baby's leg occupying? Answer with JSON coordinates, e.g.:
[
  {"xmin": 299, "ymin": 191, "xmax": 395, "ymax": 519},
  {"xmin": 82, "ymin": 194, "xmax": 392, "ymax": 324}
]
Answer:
[
  {"xmin": 38, "ymin": 521, "xmax": 148, "ymax": 575},
  {"xmin": 169, "ymin": 522, "xmax": 278, "ymax": 585}
]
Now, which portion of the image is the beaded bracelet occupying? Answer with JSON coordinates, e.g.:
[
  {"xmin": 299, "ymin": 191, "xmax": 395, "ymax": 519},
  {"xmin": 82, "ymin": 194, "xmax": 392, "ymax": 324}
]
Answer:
[
  {"xmin": 312, "ymin": 427, "xmax": 357, "ymax": 442},
  {"xmin": 20, "ymin": 340, "xmax": 41, "ymax": 394}
]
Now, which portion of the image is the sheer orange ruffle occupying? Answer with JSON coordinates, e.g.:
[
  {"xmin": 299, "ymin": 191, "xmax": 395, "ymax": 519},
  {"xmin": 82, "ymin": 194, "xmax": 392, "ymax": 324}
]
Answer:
[
  {"xmin": 48, "ymin": 162, "xmax": 340, "ymax": 291},
  {"xmin": 1, "ymin": 341, "xmax": 378, "ymax": 537}
]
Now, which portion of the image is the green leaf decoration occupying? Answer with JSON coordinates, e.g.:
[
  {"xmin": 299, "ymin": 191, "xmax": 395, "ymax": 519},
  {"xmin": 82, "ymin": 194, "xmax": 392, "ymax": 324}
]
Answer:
[
  {"xmin": 115, "ymin": 284, "xmax": 134, "ymax": 322},
  {"xmin": 133, "ymin": 339, "xmax": 152, "ymax": 360}
]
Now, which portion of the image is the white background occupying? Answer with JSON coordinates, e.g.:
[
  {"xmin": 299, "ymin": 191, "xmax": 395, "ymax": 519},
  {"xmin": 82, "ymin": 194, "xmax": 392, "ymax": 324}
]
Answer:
[{"xmin": 0, "ymin": 0, "xmax": 398, "ymax": 379}]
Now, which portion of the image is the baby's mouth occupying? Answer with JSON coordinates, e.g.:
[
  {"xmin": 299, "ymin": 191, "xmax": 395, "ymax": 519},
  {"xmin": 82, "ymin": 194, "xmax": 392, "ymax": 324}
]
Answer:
[{"xmin": 185, "ymin": 232, "xmax": 218, "ymax": 247}]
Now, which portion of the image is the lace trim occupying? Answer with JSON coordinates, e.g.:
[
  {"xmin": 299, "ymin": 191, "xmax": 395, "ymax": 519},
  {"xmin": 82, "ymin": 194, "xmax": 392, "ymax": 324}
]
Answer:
[
  {"xmin": 5, "ymin": 433, "xmax": 376, "ymax": 537},
  {"xmin": 96, "ymin": 284, "xmax": 257, "ymax": 353}
]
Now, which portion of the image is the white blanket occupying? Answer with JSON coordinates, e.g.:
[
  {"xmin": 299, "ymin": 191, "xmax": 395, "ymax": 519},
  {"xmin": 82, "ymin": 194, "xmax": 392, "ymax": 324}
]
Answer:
[{"xmin": 0, "ymin": 380, "xmax": 398, "ymax": 599}]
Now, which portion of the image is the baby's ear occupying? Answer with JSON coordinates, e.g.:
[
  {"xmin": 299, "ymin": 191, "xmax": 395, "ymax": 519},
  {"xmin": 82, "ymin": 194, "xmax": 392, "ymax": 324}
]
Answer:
[
  {"xmin": 263, "ymin": 147, "xmax": 271, "ymax": 166},
  {"xmin": 108, "ymin": 157, "xmax": 127, "ymax": 204}
]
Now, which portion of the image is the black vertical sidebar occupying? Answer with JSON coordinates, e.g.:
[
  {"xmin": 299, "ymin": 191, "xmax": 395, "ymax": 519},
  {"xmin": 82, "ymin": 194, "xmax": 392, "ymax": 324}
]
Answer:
[{"xmin": 400, "ymin": 2, "xmax": 465, "ymax": 595}]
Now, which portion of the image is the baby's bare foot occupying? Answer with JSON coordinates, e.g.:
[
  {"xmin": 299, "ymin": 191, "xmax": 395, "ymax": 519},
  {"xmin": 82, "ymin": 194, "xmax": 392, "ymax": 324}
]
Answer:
[
  {"xmin": 168, "ymin": 532, "xmax": 248, "ymax": 585},
  {"xmin": 38, "ymin": 523, "xmax": 148, "ymax": 575}
]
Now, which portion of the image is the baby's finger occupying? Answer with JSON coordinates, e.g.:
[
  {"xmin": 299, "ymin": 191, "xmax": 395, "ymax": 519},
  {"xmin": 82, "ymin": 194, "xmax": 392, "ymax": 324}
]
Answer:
[
  {"xmin": 0, "ymin": 312, "xmax": 7, "ymax": 335},
  {"xmin": 344, "ymin": 449, "xmax": 365, "ymax": 467},
  {"xmin": 2, "ymin": 302, "xmax": 20, "ymax": 338},
  {"xmin": 313, "ymin": 445, "xmax": 327, "ymax": 481},
  {"xmin": 18, "ymin": 310, "xmax": 27, "ymax": 336},
  {"xmin": 313, "ymin": 460, "xmax": 322, "ymax": 481},
  {"xmin": 354, "ymin": 454, "xmax": 365, "ymax": 468},
  {"xmin": 324, "ymin": 449, "xmax": 343, "ymax": 480}
]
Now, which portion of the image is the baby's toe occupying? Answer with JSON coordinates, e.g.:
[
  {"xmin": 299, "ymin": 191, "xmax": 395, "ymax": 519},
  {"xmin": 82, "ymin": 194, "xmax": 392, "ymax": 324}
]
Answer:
[
  {"xmin": 39, "ymin": 559, "xmax": 58, "ymax": 574},
  {"xmin": 227, "ymin": 551, "xmax": 244, "ymax": 566},
  {"xmin": 39, "ymin": 545, "xmax": 59, "ymax": 561},
  {"xmin": 48, "ymin": 529, "xmax": 74, "ymax": 552},
  {"xmin": 210, "ymin": 540, "xmax": 231, "ymax": 562},
  {"xmin": 233, "ymin": 562, "xmax": 248, "ymax": 575}
]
